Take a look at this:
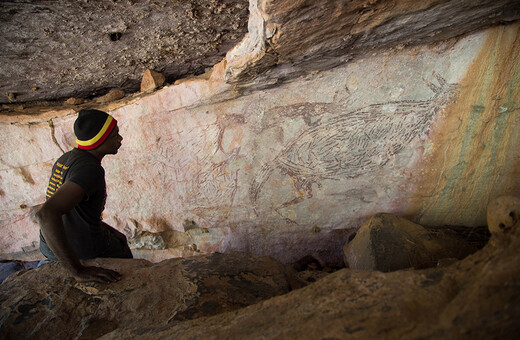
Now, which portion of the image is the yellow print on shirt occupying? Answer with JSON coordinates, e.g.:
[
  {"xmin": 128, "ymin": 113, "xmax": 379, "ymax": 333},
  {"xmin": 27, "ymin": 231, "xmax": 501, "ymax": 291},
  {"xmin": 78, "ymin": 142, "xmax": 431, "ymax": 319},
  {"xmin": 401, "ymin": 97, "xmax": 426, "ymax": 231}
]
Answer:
[{"xmin": 46, "ymin": 166, "xmax": 64, "ymax": 198}]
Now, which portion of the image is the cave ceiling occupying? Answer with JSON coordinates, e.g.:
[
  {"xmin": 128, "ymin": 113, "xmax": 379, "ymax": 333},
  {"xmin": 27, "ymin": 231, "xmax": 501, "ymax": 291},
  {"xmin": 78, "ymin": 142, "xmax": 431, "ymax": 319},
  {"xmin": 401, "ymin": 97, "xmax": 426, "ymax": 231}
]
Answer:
[
  {"xmin": 1, "ymin": 0, "xmax": 520, "ymax": 107},
  {"xmin": 0, "ymin": 0, "xmax": 249, "ymax": 105}
]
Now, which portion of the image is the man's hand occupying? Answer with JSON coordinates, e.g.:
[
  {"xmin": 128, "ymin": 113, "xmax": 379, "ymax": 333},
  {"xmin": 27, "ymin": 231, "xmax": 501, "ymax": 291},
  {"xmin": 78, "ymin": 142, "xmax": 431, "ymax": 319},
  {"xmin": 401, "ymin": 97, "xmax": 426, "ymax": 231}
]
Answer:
[{"xmin": 72, "ymin": 265, "xmax": 122, "ymax": 283}]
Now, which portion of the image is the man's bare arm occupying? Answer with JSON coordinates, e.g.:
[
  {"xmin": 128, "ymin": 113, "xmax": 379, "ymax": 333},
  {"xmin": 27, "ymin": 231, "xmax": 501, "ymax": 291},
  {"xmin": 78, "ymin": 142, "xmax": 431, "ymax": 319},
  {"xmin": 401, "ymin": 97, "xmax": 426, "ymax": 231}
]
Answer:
[{"xmin": 36, "ymin": 181, "xmax": 121, "ymax": 283}]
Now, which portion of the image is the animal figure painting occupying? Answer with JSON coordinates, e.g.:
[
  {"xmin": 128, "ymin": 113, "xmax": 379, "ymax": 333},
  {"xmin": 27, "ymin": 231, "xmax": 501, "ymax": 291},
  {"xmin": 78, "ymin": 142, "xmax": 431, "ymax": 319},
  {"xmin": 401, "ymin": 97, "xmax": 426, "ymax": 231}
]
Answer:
[{"xmin": 249, "ymin": 73, "xmax": 459, "ymax": 209}]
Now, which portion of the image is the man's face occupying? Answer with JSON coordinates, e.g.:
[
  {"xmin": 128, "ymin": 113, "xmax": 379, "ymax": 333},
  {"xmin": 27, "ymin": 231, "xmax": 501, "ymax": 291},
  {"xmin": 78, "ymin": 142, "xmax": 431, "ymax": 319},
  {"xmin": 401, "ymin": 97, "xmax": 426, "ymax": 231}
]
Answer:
[{"xmin": 99, "ymin": 125, "xmax": 123, "ymax": 155}]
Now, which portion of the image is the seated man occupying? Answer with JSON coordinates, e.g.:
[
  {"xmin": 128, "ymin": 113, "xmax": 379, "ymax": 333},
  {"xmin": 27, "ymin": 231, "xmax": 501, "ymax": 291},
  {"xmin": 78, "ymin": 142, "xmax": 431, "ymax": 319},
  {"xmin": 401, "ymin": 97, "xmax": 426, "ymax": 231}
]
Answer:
[{"xmin": 37, "ymin": 109, "xmax": 132, "ymax": 283}]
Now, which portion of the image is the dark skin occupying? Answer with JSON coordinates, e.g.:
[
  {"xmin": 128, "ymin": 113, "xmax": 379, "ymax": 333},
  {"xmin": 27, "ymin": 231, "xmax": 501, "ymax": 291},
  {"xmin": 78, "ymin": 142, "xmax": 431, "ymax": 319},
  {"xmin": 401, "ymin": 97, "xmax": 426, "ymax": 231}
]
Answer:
[{"xmin": 36, "ymin": 125, "xmax": 125, "ymax": 283}]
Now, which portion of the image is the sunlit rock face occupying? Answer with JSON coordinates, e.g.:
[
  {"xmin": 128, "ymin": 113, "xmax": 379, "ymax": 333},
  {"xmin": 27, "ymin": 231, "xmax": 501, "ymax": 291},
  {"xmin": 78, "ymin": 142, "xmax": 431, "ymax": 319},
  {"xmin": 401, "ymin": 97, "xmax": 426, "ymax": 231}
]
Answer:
[
  {"xmin": 225, "ymin": 0, "xmax": 520, "ymax": 85},
  {"xmin": 0, "ymin": 1, "xmax": 519, "ymax": 263}
]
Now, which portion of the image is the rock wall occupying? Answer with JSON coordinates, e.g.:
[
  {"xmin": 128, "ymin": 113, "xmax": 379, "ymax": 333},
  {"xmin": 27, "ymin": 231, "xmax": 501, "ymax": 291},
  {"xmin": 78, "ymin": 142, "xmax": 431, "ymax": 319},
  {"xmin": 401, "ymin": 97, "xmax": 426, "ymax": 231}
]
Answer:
[{"xmin": 1, "ymin": 21, "xmax": 519, "ymax": 263}]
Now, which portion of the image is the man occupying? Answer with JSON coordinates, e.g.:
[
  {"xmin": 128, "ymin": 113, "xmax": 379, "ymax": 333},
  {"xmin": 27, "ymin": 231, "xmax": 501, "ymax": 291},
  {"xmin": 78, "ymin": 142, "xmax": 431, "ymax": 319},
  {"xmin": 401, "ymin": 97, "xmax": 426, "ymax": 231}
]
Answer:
[{"xmin": 36, "ymin": 109, "xmax": 132, "ymax": 283}]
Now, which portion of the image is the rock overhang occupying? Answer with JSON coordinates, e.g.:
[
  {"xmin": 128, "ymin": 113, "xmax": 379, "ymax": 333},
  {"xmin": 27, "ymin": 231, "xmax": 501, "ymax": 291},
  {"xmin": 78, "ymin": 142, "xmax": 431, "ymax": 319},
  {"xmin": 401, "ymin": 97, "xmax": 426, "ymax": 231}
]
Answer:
[
  {"xmin": 1, "ymin": 0, "xmax": 519, "ymax": 107},
  {"xmin": 0, "ymin": 0, "xmax": 250, "ymax": 105}
]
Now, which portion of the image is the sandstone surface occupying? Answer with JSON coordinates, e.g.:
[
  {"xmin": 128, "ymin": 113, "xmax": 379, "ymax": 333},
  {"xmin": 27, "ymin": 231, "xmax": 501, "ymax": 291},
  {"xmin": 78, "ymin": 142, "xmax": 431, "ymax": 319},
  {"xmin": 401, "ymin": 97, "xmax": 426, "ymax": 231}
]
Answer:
[
  {"xmin": 0, "ymin": 252, "xmax": 297, "ymax": 339},
  {"xmin": 487, "ymin": 195, "xmax": 520, "ymax": 234},
  {"xmin": 343, "ymin": 213, "xmax": 480, "ymax": 271},
  {"xmin": 225, "ymin": 0, "xmax": 520, "ymax": 85},
  {"xmin": 1, "ymin": 22, "xmax": 519, "ymax": 264},
  {"xmin": 0, "ymin": 0, "xmax": 249, "ymax": 104},
  {"xmin": 0, "ymin": 3, "xmax": 519, "ymax": 266}
]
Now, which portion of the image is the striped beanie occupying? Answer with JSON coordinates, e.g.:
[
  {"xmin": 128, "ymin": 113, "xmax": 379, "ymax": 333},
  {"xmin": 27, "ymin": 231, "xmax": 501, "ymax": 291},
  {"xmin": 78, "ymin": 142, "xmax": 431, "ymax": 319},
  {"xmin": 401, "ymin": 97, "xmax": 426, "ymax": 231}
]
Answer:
[{"xmin": 74, "ymin": 109, "xmax": 117, "ymax": 150}]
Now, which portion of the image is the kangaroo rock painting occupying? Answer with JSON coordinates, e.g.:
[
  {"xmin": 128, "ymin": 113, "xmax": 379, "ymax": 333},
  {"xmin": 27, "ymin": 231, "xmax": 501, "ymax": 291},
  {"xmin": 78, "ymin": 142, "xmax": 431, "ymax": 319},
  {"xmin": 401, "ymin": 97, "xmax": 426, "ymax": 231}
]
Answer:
[{"xmin": 249, "ymin": 73, "xmax": 459, "ymax": 209}]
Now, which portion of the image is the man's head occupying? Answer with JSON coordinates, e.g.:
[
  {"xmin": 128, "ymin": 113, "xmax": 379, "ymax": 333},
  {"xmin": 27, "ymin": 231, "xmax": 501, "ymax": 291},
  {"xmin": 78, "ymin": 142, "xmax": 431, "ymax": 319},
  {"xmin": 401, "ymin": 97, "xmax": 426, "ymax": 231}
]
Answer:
[{"xmin": 74, "ymin": 109, "xmax": 122, "ymax": 155}]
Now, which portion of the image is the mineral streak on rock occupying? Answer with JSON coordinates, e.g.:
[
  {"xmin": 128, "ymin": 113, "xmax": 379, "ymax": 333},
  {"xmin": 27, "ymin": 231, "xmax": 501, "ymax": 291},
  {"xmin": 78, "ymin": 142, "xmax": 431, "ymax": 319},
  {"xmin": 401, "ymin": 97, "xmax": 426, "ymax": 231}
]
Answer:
[{"xmin": 412, "ymin": 24, "xmax": 520, "ymax": 227}]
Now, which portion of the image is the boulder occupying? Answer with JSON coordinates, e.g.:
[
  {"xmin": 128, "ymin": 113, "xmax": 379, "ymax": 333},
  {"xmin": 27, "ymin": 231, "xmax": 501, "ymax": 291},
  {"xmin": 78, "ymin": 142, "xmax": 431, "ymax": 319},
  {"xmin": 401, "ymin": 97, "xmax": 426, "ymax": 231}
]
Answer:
[
  {"xmin": 65, "ymin": 97, "xmax": 85, "ymax": 105},
  {"xmin": 2, "ymin": 203, "xmax": 520, "ymax": 339},
  {"xmin": 487, "ymin": 196, "xmax": 520, "ymax": 234},
  {"xmin": 100, "ymin": 199, "xmax": 520, "ymax": 339},
  {"xmin": 0, "ymin": 252, "xmax": 297, "ymax": 339},
  {"xmin": 140, "ymin": 69, "xmax": 165, "ymax": 93},
  {"xmin": 343, "ymin": 213, "xmax": 479, "ymax": 271}
]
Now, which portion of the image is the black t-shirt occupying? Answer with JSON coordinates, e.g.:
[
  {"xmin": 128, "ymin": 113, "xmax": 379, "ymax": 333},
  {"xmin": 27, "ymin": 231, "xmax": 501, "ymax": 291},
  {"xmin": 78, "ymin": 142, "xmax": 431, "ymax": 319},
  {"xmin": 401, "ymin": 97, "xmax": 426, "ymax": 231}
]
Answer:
[{"xmin": 40, "ymin": 148, "xmax": 107, "ymax": 259}]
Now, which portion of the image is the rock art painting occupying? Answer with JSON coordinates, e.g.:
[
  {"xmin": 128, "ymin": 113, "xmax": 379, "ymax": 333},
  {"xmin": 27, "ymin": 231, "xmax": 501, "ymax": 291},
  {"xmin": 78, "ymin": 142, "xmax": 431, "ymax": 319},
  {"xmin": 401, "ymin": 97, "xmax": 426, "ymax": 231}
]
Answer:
[
  {"xmin": 250, "ymin": 73, "xmax": 459, "ymax": 210},
  {"xmin": 142, "ymin": 113, "xmax": 245, "ymax": 226}
]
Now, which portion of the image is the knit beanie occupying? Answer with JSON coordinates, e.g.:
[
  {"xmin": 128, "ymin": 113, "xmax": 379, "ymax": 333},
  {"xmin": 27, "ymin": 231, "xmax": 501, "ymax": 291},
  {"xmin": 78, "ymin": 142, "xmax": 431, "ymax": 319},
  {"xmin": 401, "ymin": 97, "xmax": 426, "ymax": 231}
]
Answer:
[{"xmin": 74, "ymin": 109, "xmax": 117, "ymax": 150}]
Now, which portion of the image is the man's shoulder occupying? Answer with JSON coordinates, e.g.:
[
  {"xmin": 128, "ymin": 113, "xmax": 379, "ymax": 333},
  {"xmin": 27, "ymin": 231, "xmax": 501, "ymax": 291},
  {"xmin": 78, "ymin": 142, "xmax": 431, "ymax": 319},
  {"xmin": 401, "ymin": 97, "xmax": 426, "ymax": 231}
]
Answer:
[
  {"xmin": 59, "ymin": 149, "xmax": 104, "ymax": 177},
  {"xmin": 59, "ymin": 149, "xmax": 101, "ymax": 167}
]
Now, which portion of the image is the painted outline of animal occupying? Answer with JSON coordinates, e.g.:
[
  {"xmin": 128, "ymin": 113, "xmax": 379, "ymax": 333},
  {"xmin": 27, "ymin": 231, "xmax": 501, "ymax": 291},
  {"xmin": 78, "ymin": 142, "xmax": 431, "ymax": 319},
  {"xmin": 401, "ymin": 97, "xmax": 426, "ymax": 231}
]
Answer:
[
  {"xmin": 147, "ymin": 114, "xmax": 244, "ymax": 225},
  {"xmin": 249, "ymin": 73, "xmax": 459, "ymax": 209}
]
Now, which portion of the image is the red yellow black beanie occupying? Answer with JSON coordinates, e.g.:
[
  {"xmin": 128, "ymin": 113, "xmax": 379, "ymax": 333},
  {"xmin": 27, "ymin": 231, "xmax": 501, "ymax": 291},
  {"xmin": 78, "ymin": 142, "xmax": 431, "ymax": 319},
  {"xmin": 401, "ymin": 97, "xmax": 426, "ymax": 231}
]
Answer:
[{"xmin": 74, "ymin": 109, "xmax": 117, "ymax": 150}]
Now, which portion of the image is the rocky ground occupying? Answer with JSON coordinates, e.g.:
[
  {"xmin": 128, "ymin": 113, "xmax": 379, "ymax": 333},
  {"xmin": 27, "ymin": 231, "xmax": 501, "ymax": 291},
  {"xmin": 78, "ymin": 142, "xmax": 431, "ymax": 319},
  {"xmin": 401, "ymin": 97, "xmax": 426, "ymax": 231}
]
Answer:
[{"xmin": 1, "ymin": 196, "xmax": 518, "ymax": 339}]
